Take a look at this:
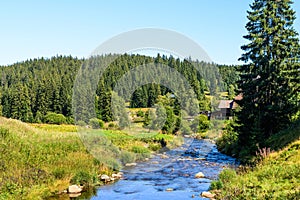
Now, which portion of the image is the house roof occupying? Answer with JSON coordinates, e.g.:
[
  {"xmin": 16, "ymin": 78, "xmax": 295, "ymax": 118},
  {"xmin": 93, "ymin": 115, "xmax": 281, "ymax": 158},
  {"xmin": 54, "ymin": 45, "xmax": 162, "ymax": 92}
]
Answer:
[
  {"xmin": 218, "ymin": 100, "xmax": 239, "ymax": 109},
  {"xmin": 218, "ymin": 100, "xmax": 232, "ymax": 109}
]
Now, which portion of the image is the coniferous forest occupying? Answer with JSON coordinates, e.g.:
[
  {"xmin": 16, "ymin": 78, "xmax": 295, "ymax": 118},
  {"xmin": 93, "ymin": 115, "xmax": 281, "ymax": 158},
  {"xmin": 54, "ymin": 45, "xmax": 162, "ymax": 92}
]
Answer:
[{"xmin": 0, "ymin": 54, "xmax": 238, "ymax": 125}]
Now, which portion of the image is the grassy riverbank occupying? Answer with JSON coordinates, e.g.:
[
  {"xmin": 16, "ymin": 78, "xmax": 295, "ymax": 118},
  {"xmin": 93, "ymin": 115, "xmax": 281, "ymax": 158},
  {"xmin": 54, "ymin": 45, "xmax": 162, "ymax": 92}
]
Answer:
[
  {"xmin": 0, "ymin": 117, "xmax": 180, "ymax": 199},
  {"xmin": 211, "ymin": 121, "xmax": 300, "ymax": 199}
]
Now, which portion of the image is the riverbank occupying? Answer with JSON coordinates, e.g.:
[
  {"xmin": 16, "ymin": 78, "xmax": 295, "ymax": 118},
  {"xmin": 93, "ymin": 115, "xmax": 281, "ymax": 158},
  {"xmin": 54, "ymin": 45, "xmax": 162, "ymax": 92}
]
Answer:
[
  {"xmin": 0, "ymin": 117, "xmax": 181, "ymax": 199},
  {"xmin": 211, "ymin": 120, "xmax": 300, "ymax": 199}
]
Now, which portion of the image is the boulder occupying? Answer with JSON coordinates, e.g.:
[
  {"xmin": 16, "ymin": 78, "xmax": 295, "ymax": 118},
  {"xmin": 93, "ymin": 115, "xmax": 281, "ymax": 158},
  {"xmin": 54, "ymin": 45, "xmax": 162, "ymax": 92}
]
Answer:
[
  {"xmin": 201, "ymin": 191, "xmax": 215, "ymax": 198},
  {"xmin": 195, "ymin": 172, "xmax": 205, "ymax": 178},
  {"xmin": 68, "ymin": 185, "xmax": 83, "ymax": 194},
  {"xmin": 100, "ymin": 174, "xmax": 110, "ymax": 181},
  {"xmin": 69, "ymin": 193, "xmax": 82, "ymax": 198},
  {"xmin": 112, "ymin": 173, "xmax": 122, "ymax": 179},
  {"xmin": 160, "ymin": 154, "xmax": 169, "ymax": 159}
]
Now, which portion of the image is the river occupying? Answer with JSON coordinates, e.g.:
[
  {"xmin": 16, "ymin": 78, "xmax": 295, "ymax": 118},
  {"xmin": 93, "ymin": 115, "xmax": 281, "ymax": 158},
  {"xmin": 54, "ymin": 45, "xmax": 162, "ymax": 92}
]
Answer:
[{"xmin": 89, "ymin": 139, "xmax": 237, "ymax": 200}]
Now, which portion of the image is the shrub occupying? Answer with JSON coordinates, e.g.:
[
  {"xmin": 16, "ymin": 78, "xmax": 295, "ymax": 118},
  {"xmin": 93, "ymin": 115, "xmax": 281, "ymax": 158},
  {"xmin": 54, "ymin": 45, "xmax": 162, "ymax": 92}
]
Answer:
[
  {"xmin": 89, "ymin": 118, "xmax": 104, "ymax": 129},
  {"xmin": 108, "ymin": 122, "xmax": 117, "ymax": 129},
  {"xmin": 216, "ymin": 120, "xmax": 239, "ymax": 155},
  {"xmin": 44, "ymin": 112, "xmax": 67, "ymax": 125},
  {"xmin": 191, "ymin": 114, "xmax": 210, "ymax": 133},
  {"xmin": 149, "ymin": 143, "xmax": 161, "ymax": 151},
  {"xmin": 77, "ymin": 120, "xmax": 87, "ymax": 127},
  {"xmin": 131, "ymin": 146, "xmax": 150, "ymax": 160},
  {"xmin": 209, "ymin": 180, "xmax": 223, "ymax": 190},
  {"xmin": 136, "ymin": 110, "xmax": 145, "ymax": 117},
  {"xmin": 120, "ymin": 151, "xmax": 136, "ymax": 164},
  {"xmin": 0, "ymin": 127, "xmax": 9, "ymax": 139},
  {"xmin": 70, "ymin": 171, "xmax": 94, "ymax": 186},
  {"xmin": 219, "ymin": 169, "xmax": 237, "ymax": 182}
]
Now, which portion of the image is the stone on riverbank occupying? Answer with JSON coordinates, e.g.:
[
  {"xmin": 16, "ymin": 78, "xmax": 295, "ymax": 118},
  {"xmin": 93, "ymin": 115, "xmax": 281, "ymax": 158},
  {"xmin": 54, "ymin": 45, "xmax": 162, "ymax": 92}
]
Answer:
[
  {"xmin": 201, "ymin": 191, "xmax": 215, "ymax": 198},
  {"xmin": 68, "ymin": 185, "xmax": 83, "ymax": 194},
  {"xmin": 125, "ymin": 162, "xmax": 137, "ymax": 167}
]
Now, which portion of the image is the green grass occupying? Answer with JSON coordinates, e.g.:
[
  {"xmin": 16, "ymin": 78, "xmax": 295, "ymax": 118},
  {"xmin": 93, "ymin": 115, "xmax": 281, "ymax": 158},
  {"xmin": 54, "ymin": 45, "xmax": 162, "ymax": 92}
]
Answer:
[
  {"xmin": 0, "ymin": 117, "xmax": 182, "ymax": 199},
  {"xmin": 211, "ymin": 121, "xmax": 300, "ymax": 199}
]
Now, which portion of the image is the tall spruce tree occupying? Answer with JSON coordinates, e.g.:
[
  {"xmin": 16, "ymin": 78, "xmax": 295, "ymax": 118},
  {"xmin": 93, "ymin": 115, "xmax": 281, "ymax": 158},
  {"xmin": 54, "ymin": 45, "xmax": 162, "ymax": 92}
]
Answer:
[{"xmin": 237, "ymin": 0, "xmax": 300, "ymax": 156}]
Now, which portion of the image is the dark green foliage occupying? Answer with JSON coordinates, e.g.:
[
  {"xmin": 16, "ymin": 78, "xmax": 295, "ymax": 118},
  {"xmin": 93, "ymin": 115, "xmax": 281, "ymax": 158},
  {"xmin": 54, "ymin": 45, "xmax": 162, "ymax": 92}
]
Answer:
[
  {"xmin": 0, "ymin": 54, "xmax": 239, "ymax": 127},
  {"xmin": 234, "ymin": 0, "xmax": 300, "ymax": 158},
  {"xmin": 191, "ymin": 114, "xmax": 210, "ymax": 133},
  {"xmin": 44, "ymin": 112, "xmax": 67, "ymax": 125},
  {"xmin": 89, "ymin": 118, "xmax": 104, "ymax": 129},
  {"xmin": 217, "ymin": 120, "xmax": 239, "ymax": 156},
  {"xmin": 136, "ymin": 110, "xmax": 144, "ymax": 117}
]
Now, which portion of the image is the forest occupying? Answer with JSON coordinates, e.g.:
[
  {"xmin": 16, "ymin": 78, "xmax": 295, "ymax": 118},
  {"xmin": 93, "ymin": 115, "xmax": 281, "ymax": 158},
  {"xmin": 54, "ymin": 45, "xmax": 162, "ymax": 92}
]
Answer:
[{"xmin": 0, "ymin": 54, "xmax": 238, "ymax": 129}]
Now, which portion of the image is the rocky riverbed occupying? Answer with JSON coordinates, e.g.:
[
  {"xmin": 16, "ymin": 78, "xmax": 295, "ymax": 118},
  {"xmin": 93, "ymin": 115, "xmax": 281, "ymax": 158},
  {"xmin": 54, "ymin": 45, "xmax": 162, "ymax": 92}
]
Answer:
[{"xmin": 90, "ymin": 139, "xmax": 237, "ymax": 200}]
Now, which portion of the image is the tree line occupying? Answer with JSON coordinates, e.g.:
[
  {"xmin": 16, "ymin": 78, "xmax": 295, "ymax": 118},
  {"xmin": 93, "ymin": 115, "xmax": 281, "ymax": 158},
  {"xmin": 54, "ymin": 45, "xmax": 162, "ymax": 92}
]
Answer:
[{"xmin": 0, "ymin": 54, "xmax": 238, "ymax": 128}]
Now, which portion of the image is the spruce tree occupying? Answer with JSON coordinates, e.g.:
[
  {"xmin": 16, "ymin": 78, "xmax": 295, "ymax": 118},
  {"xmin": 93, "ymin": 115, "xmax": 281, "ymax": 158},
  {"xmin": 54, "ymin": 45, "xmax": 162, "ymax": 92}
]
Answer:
[{"xmin": 237, "ymin": 0, "xmax": 300, "ymax": 156}]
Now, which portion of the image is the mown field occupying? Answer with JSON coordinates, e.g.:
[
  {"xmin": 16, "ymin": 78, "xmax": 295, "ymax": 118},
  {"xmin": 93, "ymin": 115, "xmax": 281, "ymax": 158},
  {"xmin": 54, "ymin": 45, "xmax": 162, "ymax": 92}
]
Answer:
[{"xmin": 0, "ymin": 117, "xmax": 179, "ymax": 199}]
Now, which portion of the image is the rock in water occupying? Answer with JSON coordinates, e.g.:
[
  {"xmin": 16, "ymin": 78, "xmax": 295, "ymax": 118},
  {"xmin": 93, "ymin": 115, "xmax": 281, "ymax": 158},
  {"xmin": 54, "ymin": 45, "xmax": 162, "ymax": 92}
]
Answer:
[
  {"xmin": 201, "ymin": 191, "xmax": 215, "ymax": 198},
  {"xmin": 195, "ymin": 172, "xmax": 205, "ymax": 178},
  {"xmin": 125, "ymin": 163, "xmax": 137, "ymax": 167},
  {"xmin": 68, "ymin": 185, "xmax": 83, "ymax": 194}
]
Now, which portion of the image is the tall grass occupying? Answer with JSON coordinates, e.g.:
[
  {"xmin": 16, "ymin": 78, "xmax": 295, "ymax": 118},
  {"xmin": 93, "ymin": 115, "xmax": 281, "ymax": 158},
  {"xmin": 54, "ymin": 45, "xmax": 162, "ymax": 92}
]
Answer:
[
  {"xmin": 0, "ymin": 117, "xmax": 181, "ymax": 199},
  {"xmin": 211, "ymin": 121, "xmax": 300, "ymax": 199}
]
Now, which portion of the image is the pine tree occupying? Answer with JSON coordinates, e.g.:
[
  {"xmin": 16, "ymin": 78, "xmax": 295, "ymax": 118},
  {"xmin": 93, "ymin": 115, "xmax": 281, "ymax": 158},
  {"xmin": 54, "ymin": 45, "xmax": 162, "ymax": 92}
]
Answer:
[{"xmin": 237, "ymin": 0, "xmax": 300, "ymax": 156}]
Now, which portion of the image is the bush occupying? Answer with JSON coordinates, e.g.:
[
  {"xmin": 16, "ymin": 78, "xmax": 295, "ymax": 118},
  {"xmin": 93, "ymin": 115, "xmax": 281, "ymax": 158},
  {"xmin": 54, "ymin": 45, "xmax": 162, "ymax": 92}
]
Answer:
[
  {"xmin": 191, "ymin": 115, "xmax": 210, "ymax": 133},
  {"xmin": 136, "ymin": 110, "xmax": 145, "ymax": 117},
  {"xmin": 0, "ymin": 127, "xmax": 9, "ymax": 139},
  {"xmin": 131, "ymin": 146, "xmax": 150, "ymax": 160},
  {"xmin": 216, "ymin": 120, "xmax": 239, "ymax": 155},
  {"xmin": 70, "ymin": 171, "xmax": 94, "ymax": 186},
  {"xmin": 89, "ymin": 118, "xmax": 104, "ymax": 129},
  {"xmin": 120, "ymin": 151, "xmax": 136, "ymax": 164},
  {"xmin": 77, "ymin": 120, "xmax": 87, "ymax": 127},
  {"xmin": 209, "ymin": 180, "xmax": 223, "ymax": 190},
  {"xmin": 108, "ymin": 122, "xmax": 117, "ymax": 129},
  {"xmin": 44, "ymin": 112, "xmax": 67, "ymax": 125},
  {"xmin": 149, "ymin": 143, "xmax": 161, "ymax": 151},
  {"xmin": 219, "ymin": 169, "xmax": 237, "ymax": 182}
]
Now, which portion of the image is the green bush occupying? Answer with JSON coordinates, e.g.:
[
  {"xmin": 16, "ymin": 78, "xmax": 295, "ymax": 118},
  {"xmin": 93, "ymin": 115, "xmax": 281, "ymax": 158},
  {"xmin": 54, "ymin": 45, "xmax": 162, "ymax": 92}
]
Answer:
[
  {"xmin": 149, "ymin": 143, "xmax": 161, "ymax": 151},
  {"xmin": 77, "ymin": 120, "xmax": 87, "ymax": 127},
  {"xmin": 131, "ymin": 146, "xmax": 151, "ymax": 160},
  {"xmin": 120, "ymin": 150, "xmax": 136, "ymax": 164},
  {"xmin": 89, "ymin": 118, "xmax": 104, "ymax": 129},
  {"xmin": 219, "ymin": 169, "xmax": 237, "ymax": 182},
  {"xmin": 131, "ymin": 146, "xmax": 150, "ymax": 154},
  {"xmin": 209, "ymin": 180, "xmax": 223, "ymax": 190},
  {"xmin": 108, "ymin": 122, "xmax": 116, "ymax": 129},
  {"xmin": 191, "ymin": 115, "xmax": 210, "ymax": 133},
  {"xmin": 44, "ymin": 112, "xmax": 67, "ymax": 125},
  {"xmin": 0, "ymin": 127, "xmax": 9, "ymax": 139},
  {"xmin": 70, "ymin": 171, "xmax": 94, "ymax": 186},
  {"xmin": 136, "ymin": 110, "xmax": 145, "ymax": 117},
  {"xmin": 216, "ymin": 120, "xmax": 239, "ymax": 156}
]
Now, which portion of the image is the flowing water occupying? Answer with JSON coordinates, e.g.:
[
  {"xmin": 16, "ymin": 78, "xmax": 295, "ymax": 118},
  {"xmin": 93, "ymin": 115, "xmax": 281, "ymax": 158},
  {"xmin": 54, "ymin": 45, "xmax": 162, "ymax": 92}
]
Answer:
[{"xmin": 90, "ymin": 139, "xmax": 237, "ymax": 200}]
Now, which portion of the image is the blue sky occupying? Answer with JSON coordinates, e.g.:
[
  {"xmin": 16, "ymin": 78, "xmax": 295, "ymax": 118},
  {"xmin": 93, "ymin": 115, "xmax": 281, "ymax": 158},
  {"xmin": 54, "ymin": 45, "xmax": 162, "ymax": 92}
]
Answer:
[{"xmin": 0, "ymin": 0, "xmax": 299, "ymax": 65}]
